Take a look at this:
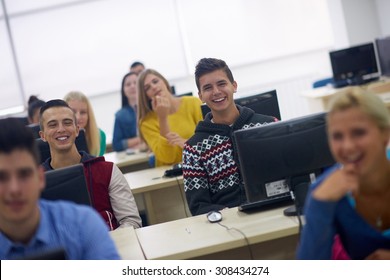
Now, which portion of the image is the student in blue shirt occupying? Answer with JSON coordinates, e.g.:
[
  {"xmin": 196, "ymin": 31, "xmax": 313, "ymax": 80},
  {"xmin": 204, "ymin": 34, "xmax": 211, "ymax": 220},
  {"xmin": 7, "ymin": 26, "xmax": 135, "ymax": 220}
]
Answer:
[
  {"xmin": 297, "ymin": 88, "xmax": 390, "ymax": 260},
  {"xmin": 112, "ymin": 72, "xmax": 144, "ymax": 151},
  {"xmin": 0, "ymin": 118, "xmax": 120, "ymax": 260}
]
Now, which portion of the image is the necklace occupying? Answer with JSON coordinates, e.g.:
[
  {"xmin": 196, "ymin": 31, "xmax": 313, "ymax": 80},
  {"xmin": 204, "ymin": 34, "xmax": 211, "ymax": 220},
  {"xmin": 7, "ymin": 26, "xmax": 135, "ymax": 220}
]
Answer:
[{"xmin": 376, "ymin": 216, "xmax": 383, "ymax": 230}]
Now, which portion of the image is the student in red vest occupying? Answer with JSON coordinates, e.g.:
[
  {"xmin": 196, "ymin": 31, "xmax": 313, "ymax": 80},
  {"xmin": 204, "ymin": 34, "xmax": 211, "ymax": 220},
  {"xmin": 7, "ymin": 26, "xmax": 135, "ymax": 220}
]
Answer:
[{"xmin": 39, "ymin": 99, "xmax": 141, "ymax": 230}]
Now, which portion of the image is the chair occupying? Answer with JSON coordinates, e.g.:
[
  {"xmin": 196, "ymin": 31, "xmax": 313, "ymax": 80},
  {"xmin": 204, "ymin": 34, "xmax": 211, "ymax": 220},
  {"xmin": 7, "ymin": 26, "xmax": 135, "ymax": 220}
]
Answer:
[
  {"xmin": 36, "ymin": 129, "xmax": 89, "ymax": 164},
  {"xmin": 312, "ymin": 77, "xmax": 334, "ymax": 88},
  {"xmin": 42, "ymin": 163, "xmax": 91, "ymax": 206},
  {"xmin": 175, "ymin": 92, "xmax": 193, "ymax": 97},
  {"xmin": 26, "ymin": 123, "xmax": 41, "ymax": 138}
]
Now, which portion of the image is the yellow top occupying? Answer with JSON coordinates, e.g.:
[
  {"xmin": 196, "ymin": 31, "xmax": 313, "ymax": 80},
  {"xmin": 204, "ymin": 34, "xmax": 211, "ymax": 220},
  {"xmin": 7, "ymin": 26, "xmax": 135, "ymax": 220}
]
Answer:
[{"xmin": 140, "ymin": 96, "xmax": 203, "ymax": 167}]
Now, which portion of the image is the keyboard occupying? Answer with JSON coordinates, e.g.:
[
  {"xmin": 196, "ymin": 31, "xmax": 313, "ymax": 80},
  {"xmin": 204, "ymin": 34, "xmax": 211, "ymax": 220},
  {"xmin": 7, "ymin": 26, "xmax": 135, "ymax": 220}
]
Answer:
[{"xmin": 238, "ymin": 195, "xmax": 293, "ymax": 212}]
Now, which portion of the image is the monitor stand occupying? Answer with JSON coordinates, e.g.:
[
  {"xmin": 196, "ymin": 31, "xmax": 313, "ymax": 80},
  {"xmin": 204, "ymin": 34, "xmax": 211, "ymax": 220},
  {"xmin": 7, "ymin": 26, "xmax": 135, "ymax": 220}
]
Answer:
[
  {"xmin": 283, "ymin": 182, "xmax": 310, "ymax": 217},
  {"xmin": 283, "ymin": 205, "xmax": 299, "ymax": 216}
]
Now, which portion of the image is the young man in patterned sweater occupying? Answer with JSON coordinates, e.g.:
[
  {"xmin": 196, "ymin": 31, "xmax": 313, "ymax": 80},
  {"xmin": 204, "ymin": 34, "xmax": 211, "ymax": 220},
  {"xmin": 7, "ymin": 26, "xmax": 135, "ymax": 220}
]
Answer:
[{"xmin": 183, "ymin": 58, "xmax": 278, "ymax": 216}]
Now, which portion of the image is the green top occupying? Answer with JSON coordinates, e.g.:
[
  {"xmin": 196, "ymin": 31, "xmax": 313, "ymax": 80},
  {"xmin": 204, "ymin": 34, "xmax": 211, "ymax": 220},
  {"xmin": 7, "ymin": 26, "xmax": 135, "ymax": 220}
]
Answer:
[{"xmin": 99, "ymin": 128, "xmax": 106, "ymax": 156}]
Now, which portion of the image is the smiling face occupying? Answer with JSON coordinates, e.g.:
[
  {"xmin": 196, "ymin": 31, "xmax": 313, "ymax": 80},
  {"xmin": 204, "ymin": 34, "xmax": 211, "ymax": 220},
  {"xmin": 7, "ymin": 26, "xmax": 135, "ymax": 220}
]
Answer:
[
  {"xmin": 39, "ymin": 106, "xmax": 79, "ymax": 153},
  {"xmin": 198, "ymin": 69, "xmax": 237, "ymax": 115},
  {"xmin": 143, "ymin": 73, "xmax": 171, "ymax": 101},
  {"xmin": 328, "ymin": 107, "xmax": 390, "ymax": 177},
  {"xmin": 0, "ymin": 149, "xmax": 44, "ymax": 228},
  {"xmin": 67, "ymin": 99, "xmax": 88, "ymax": 129}
]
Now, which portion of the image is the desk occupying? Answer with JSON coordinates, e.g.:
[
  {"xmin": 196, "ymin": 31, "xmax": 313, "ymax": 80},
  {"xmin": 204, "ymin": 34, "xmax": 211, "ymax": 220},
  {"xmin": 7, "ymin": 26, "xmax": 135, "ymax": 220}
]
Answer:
[
  {"xmin": 104, "ymin": 150, "xmax": 150, "ymax": 173},
  {"xmin": 109, "ymin": 227, "xmax": 145, "ymax": 260},
  {"xmin": 135, "ymin": 206, "xmax": 299, "ymax": 260},
  {"xmin": 301, "ymin": 78, "xmax": 390, "ymax": 113},
  {"xmin": 125, "ymin": 166, "xmax": 191, "ymax": 225}
]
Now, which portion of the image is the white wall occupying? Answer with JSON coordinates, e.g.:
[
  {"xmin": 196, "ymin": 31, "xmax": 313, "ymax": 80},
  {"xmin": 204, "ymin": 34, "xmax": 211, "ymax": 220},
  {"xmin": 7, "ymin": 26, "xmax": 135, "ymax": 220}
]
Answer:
[
  {"xmin": 341, "ymin": 0, "xmax": 381, "ymax": 45},
  {"xmin": 2, "ymin": 0, "xmax": 389, "ymax": 143},
  {"xmin": 375, "ymin": 0, "xmax": 390, "ymax": 36},
  {"xmin": 84, "ymin": 0, "xmax": 390, "ymax": 142}
]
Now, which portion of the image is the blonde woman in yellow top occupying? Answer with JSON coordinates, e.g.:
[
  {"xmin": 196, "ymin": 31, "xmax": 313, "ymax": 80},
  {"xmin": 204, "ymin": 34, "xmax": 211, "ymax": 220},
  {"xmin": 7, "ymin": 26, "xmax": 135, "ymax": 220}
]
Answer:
[
  {"xmin": 137, "ymin": 69, "xmax": 203, "ymax": 166},
  {"xmin": 64, "ymin": 91, "xmax": 106, "ymax": 156}
]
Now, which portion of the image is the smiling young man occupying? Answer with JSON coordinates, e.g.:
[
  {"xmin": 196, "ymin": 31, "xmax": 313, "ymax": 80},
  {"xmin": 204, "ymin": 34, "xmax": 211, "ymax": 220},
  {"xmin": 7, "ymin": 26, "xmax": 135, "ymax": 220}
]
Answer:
[
  {"xmin": 0, "ymin": 118, "xmax": 120, "ymax": 259},
  {"xmin": 39, "ymin": 99, "xmax": 141, "ymax": 230},
  {"xmin": 182, "ymin": 58, "xmax": 278, "ymax": 216}
]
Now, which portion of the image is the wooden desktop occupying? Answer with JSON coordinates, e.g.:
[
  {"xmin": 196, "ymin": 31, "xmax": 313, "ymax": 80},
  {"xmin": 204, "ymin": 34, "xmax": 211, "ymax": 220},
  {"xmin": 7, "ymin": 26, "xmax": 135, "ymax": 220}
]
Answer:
[
  {"xmin": 103, "ymin": 150, "xmax": 150, "ymax": 173},
  {"xmin": 109, "ymin": 227, "xmax": 145, "ymax": 260},
  {"xmin": 301, "ymin": 77, "xmax": 390, "ymax": 113},
  {"xmin": 124, "ymin": 166, "xmax": 191, "ymax": 225},
  {"xmin": 134, "ymin": 206, "xmax": 300, "ymax": 260}
]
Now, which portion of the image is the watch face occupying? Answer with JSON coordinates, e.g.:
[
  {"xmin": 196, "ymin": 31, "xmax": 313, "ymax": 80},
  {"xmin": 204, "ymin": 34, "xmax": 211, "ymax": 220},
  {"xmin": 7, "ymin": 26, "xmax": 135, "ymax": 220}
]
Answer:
[{"xmin": 207, "ymin": 211, "xmax": 222, "ymax": 223}]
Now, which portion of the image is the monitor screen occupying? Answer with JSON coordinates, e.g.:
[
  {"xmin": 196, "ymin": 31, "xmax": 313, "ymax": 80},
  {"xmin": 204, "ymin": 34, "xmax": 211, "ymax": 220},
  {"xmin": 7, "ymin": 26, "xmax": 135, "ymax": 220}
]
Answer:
[
  {"xmin": 234, "ymin": 112, "xmax": 335, "ymax": 213},
  {"xmin": 42, "ymin": 163, "xmax": 91, "ymax": 206},
  {"xmin": 375, "ymin": 36, "xmax": 390, "ymax": 77},
  {"xmin": 329, "ymin": 42, "xmax": 380, "ymax": 87},
  {"xmin": 201, "ymin": 89, "xmax": 281, "ymax": 120}
]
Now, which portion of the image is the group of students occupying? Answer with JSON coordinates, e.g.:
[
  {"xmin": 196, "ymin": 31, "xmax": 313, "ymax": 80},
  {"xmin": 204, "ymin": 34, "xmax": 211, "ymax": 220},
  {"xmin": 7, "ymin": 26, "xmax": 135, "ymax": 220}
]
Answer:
[{"xmin": 1, "ymin": 57, "xmax": 390, "ymax": 260}]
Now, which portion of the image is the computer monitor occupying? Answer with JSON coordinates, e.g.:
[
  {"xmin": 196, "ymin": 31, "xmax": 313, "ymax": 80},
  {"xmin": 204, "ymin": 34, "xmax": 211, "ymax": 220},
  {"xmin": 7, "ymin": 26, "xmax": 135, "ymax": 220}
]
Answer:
[
  {"xmin": 234, "ymin": 112, "xmax": 335, "ymax": 215},
  {"xmin": 201, "ymin": 90, "xmax": 281, "ymax": 120},
  {"xmin": 36, "ymin": 129, "xmax": 89, "ymax": 164},
  {"xmin": 42, "ymin": 163, "xmax": 91, "ymax": 206},
  {"xmin": 17, "ymin": 248, "xmax": 67, "ymax": 260},
  {"xmin": 375, "ymin": 36, "xmax": 390, "ymax": 77},
  {"xmin": 329, "ymin": 42, "xmax": 380, "ymax": 88}
]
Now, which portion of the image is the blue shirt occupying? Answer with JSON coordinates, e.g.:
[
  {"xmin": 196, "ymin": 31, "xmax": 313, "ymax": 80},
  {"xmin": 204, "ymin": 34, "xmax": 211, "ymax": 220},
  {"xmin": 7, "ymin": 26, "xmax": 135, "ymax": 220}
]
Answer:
[
  {"xmin": 0, "ymin": 200, "xmax": 120, "ymax": 260},
  {"xmin": 297, "ymin": 164, "xmax": 390, "ymax": 259},
  {"xmin": 112, "ymin": 105, "xmax": 137, "ymax": 151}
]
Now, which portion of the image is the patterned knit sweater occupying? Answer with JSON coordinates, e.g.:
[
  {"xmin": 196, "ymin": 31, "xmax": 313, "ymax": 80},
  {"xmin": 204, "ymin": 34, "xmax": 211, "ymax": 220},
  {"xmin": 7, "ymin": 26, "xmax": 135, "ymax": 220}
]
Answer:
[{"xmin": 183, "ymin": 105, "xmax": 277, "ymax": 216}]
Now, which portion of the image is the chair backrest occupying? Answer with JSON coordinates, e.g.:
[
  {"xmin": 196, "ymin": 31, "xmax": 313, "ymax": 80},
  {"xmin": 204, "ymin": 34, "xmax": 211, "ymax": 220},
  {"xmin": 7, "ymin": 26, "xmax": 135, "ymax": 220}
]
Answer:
[
  {"xmin": 26, "ymin": 123, "xmax": 41, "ymax": 138},
  {"xmin": 312, "ymin": 77, "xmax": 334, "ymax": 88},
  {"xmin": 42, "ymin": 163, "xmax": 91, "ymax": 206},
  {"xmin": 36, "ymin": 129, "xmax": 89, "ymax": 164}
]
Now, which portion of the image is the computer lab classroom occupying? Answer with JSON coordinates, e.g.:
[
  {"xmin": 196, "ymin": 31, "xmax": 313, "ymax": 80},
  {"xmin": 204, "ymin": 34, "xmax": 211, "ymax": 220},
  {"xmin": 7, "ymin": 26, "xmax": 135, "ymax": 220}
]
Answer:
[{"xmin": 1, "ymin": 0, "xmax": 390, "ymax": 260}]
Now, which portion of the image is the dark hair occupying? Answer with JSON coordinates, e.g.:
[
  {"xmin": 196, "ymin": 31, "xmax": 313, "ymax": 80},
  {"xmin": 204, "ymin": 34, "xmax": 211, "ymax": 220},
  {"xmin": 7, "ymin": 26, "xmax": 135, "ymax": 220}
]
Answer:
[
  {"xmin": 0, "ymin": 118, "xmax": 40, "ymax": 164},
  {"xmin": 27, "ymin": 95, "xmax": 45, "ymax": 122},
  {"xmin": 194, "ymin": 58, "xmax": 234, "ymax": 91},
  {"xmin": 120, "ymin": 72, "xmax": 138, "ymax": 108},
  {"xmin": 130, "ymin": 61, "xmax": 144, "ymax": 69},
  {"xmin": 39, "ymin": 99, "xmax": 75, "ymax": 130}
]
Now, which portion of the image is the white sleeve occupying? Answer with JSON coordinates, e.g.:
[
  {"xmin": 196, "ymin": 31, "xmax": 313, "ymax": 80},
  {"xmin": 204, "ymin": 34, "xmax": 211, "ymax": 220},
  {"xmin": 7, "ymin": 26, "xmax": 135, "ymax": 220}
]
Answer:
[{"xmin": 109, "ymin": 164, "xmax": 142, "ymax": 228}]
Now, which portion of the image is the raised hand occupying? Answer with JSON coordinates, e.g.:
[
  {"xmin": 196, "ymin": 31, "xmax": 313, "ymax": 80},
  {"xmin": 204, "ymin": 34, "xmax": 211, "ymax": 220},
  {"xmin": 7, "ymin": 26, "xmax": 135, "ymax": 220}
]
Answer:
[
  {"xmin": 152, "ymin": 96, "xmax": 171, "ymax": 119},
  {"xmin": 313, "ymin": 164, "xmax": 359, "ymax": 201},
  {"xmin": 166, "ymin": 132, "xmax": 186, "ymax": 148}
]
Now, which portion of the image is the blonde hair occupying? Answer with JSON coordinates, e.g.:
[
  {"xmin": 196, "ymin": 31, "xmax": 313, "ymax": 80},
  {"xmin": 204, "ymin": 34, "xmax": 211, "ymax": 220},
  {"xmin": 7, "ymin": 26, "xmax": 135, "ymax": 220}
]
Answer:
[
  {"xmin": 64, "ymin": 91, "xmax": 101, "ymax": 156},
  {"xmin": 327, "ymin": 87, "xmax": 390, "ymax": 131},
  {"xmin": 136, "ymin": 69, "xmax": 172, "ymax": 141}
]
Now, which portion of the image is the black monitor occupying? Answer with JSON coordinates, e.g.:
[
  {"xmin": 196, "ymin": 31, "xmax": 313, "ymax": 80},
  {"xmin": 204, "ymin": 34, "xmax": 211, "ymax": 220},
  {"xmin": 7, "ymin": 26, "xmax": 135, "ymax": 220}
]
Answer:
[
  {"xmin": 234, "ymin": 112, "xmax": 335, "ymax": 215},
  {"xmin": 329, "ymin": 42, "xmax": 380, "ymax": 88},
  {"xmin": 375, "ymin": 36, "xmax": 390, "ymax": 77},
  {"xmin": 42, "ymin": 163, "xmax": 91, "ymax": 206},
  {"xmin": 36, "ymin": 129, "xmax": 89, "ymax": 164},
  {"xmin": 201, "ymin": 89, "xmax": 281, "ymax": 120},
  {"xmin": 17, "ymin": 248, "xmax": 67, "ymax": 260}
]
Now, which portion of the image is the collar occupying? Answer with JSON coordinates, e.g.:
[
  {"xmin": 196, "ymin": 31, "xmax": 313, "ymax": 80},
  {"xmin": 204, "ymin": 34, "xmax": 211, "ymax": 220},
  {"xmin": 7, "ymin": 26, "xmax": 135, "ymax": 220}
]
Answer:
[{"xmin": 0, "ymin": 201, "xmax": 51, "ymax": 258}]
